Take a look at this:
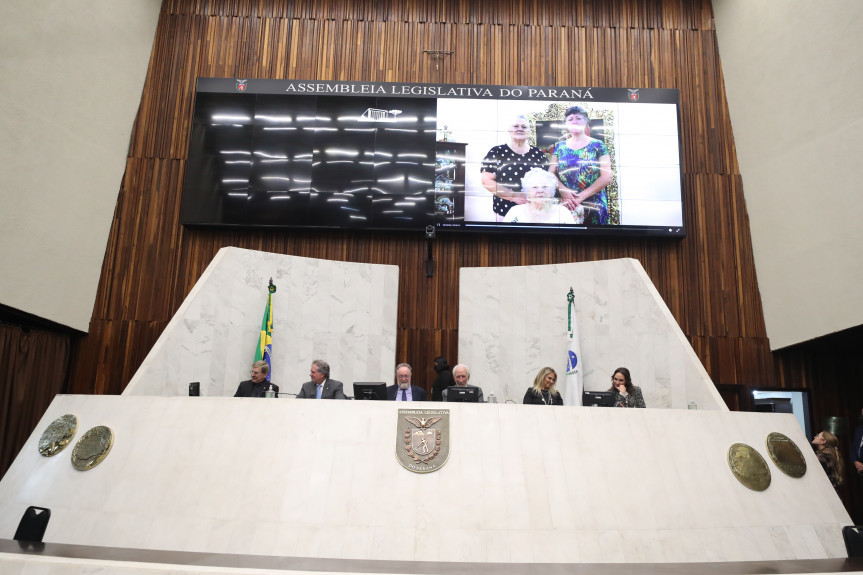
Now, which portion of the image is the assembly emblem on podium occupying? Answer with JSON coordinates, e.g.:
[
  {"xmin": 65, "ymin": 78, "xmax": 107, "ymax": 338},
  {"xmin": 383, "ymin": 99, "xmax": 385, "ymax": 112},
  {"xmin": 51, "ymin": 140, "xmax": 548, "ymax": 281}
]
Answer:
[{"xmin": 397, "ymin": 409, "xmax": 450, "ymax": 473}]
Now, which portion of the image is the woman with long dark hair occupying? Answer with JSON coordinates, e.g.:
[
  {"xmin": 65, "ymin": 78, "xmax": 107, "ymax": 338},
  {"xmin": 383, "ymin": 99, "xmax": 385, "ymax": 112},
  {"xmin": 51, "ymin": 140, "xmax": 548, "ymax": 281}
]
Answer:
[
  {"xmin": 813, "ymin": 430, "xmax": 844, "ymax": 494},
  {"xmin": 431, "ymin": 356, "xmax": 454, "ymax": 402},
  {"xmin": 608, "ymin": 367, "xmax": 645, "ymax": 408}
]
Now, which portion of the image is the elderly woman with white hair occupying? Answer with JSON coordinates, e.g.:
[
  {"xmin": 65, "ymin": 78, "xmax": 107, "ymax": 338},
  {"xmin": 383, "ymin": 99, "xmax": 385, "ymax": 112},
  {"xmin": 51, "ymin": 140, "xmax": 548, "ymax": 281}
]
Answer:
[{"xmin": 502, "ymin": 168, "xmax": 580, "ymax": 225}]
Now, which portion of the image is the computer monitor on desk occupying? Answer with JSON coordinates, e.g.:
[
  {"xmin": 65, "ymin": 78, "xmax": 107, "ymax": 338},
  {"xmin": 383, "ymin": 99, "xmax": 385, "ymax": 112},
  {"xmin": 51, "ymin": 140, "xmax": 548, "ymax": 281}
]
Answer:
[
  {"xmin": 583, "ymin": 390, "xmax": 615, "ymax": 407},
  {"xmin": 353, "ymin": 382, "xmax": 387, "ymax": 400},
  {"xmin": 446, "ymin": 386, "xmax": 479, "ymax": 403}
]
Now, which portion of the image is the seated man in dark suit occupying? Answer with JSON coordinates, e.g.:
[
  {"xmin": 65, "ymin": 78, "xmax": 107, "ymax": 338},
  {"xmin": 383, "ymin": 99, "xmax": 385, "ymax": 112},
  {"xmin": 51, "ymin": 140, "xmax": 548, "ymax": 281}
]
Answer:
[
  {"xmin": 296, "ymin": 359, "xmax": 347, "ymax": 399},
  {"xmin": 442, "ymin": 364, "xmax": 484, "ymax": 402},
  {"xmin": 234, "ymin": 360, "xmax": 279, "ymax": 397},
  {"xmin": 386, "ymin": 363, "xmax": 427, "ymax": 401}
]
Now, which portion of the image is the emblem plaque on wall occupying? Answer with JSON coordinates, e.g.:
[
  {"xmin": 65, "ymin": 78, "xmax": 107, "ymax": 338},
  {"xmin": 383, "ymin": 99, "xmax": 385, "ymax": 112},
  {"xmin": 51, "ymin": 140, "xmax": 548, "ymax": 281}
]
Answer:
[
  {"xmin": 38, "ymin": 414, "xmax": 79, "ymax": 456},
  {"xmin": 727, "ymin": 443, "xmax": 771, "ymax": 491},
  {"xmin": 71, "ymin": 426, "xmax": 114, "ymax": 471},
  {"xmin": 396, "ymin": 409, "xmax": 450, "ymax": 473},
  {"xmin": 766, "ymin": 432, "xmax": 807, "ymax": 478}
]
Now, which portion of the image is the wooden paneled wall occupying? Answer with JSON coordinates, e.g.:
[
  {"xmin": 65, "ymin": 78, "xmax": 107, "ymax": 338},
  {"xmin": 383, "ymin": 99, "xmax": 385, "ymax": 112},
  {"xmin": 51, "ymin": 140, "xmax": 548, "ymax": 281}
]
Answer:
[
  {"xmin": 67, "ymin": 0, "xmax": 765, "ymax": 395},
  {"xmin": 61, "ymin": 0, "xmax": 820, "ymax": 415}
]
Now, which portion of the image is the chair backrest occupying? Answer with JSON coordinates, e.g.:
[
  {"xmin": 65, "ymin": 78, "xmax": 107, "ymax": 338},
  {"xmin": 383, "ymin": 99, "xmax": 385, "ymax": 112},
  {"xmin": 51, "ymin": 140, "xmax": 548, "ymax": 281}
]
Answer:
[
  {"xmin": 14, "ymin": 506, "xmax": 51, "ymax": 543},
  {"xmin": 842, "ymin": 525, "xmax": 863, "ymax": 558}
]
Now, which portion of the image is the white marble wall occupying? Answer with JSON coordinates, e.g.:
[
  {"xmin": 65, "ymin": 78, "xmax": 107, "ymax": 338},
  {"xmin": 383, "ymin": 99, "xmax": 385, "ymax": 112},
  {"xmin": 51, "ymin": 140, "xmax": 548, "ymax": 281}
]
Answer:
[
  {"xmin": 0, "ymin": 395, "xmax": 850, "ymax": 564},
  {"xmin": 458, "ymin": 258, "xmax": 725, "ymax": 409},
  {"xmin": 123, "ymin": 247, "xmax": 399, "ymax": 397}
]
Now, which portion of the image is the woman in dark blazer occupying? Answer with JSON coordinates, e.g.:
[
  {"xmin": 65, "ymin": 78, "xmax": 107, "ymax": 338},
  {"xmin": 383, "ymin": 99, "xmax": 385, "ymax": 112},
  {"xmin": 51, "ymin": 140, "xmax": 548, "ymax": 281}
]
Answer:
[
  {"xmin": 523, "ymin": 367, "xmax": 564, "ymax": 405},
  {"xmin": 608, "ymin": 367, "xmax": 646, "ymax": 408}
]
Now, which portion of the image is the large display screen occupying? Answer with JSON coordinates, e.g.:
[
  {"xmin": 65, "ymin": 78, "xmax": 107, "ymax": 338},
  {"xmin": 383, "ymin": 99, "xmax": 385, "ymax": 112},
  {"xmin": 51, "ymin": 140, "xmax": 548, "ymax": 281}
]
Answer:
[{"xmin": 181, "ymin": 79, "xmax": 685, "ymax": 237}]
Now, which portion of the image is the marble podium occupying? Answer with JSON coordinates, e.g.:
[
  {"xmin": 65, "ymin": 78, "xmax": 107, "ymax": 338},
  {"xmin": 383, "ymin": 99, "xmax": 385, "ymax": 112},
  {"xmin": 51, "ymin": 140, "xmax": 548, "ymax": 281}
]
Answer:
[
  {"xmin": 0, "ymin": 252, "xmax": 853, "ymax": 574},
  {"xmin": 0, "ymin": 395, "xmax": 852, "ymax": 565}
]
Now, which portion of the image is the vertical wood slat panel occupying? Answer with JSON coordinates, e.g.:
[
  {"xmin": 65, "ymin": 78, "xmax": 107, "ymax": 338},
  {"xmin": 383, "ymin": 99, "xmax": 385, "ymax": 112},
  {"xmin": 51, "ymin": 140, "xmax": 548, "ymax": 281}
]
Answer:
[{"xmin": 73, "ymin": 0, "xmax": 788, "ymax": 405}]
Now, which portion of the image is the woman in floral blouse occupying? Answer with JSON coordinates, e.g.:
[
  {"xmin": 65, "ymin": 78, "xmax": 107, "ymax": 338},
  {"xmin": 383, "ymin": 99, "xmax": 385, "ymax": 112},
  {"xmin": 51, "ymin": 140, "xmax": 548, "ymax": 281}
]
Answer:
[{"xmin": 549, "ymin": 105, "xmax": 613, "ymax": 225}]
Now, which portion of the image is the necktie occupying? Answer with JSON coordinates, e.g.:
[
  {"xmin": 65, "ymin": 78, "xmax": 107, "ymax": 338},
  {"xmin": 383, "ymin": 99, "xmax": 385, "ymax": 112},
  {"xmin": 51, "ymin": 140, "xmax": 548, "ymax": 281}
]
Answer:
[
  {"xmin": 316, "ymin": 384, "xmax": 323, "ymax": 399},
  {"xmin": 401, "ymin": 388, "xmax": 407, "ymax": 401}
]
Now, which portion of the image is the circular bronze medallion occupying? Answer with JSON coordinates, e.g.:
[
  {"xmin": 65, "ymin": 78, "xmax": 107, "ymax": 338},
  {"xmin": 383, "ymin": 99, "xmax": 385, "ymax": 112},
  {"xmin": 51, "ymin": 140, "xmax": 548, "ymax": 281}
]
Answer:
[
  {"xmin": 766, "ymin": 432, "xmax": 807, "ymax": 478},
  {"xmin": 727, "ymin": 443, "xmax": 771, "ymax": 491},
  {"xmin": 38, "ymin": 414, "xmax": 78, "ymax": 456},
  {"xmin": 71, "ymin": 426, "xmax": 114, "ymax": 471}
]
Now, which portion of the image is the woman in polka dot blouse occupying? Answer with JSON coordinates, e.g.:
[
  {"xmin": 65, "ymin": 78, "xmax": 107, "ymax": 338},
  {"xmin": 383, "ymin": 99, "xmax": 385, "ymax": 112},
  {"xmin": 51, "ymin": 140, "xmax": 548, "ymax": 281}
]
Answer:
[{"xmin": 480, "ymin": 114, "xmax": 549, "ymax": 220}]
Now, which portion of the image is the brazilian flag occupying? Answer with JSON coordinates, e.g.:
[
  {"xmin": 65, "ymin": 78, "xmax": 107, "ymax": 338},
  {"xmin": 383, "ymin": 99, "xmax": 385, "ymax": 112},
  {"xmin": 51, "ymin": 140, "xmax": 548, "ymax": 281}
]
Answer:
[{"xmin": 255, "ymin": 281, "xmax": 276, "ymax": 381}]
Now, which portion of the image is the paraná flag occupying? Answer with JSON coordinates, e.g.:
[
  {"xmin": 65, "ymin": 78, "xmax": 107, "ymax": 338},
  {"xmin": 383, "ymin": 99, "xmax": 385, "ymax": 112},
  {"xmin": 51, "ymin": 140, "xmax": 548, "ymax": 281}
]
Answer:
[{"xmin": 565, "ymin": 287, "xmax": 583, "ymax": 406}]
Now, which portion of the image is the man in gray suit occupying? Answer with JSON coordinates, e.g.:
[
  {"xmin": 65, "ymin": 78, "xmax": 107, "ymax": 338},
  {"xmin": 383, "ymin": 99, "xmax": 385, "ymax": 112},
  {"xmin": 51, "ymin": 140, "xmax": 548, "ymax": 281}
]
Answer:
[
  {"xmin": 442, "ymin": 364, "xmax": 484, "ymax": 403},
  {"xmin": 296, "ymin": 359, "xmax": 347, "ymax": 399}
]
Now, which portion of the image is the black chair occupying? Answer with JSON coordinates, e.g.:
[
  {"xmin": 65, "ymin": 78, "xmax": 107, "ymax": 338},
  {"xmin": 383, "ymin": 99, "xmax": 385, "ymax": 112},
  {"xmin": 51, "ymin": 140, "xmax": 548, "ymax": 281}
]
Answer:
[
  {"xmin": 842, "ymin": 525, "xmax": 863, "ymax": 557},
  {"xmin": 14, "ymin": 506, "xmax": 51, "ymax": 545}
]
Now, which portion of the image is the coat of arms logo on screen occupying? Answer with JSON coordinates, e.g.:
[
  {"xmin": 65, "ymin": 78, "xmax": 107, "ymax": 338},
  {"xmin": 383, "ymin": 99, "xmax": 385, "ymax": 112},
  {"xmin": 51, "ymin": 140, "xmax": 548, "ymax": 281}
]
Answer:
[
  {"xmin": 396, "ymin": 409, "xmax": 450, "ymax": 473},
  {"xmin": 627, "ymin": 89, "xmax": 640, "ymax": 102},
  {"xmin": 236, "ymin": 79, "xmax": 248, "ymax": 92}
]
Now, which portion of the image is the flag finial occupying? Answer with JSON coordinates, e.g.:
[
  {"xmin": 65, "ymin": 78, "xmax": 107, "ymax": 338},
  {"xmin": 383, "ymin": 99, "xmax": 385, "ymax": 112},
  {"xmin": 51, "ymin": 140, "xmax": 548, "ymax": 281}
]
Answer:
[{"xmin": 268, "ymin": 277, "xmax": 277, "ymax": 293}]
